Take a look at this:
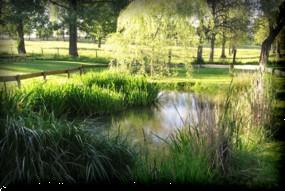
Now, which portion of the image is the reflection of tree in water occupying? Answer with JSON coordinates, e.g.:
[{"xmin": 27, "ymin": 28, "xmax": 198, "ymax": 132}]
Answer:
[{"xmin": 92, "ymin": 91, "xmax": 216, "ymax": 145}]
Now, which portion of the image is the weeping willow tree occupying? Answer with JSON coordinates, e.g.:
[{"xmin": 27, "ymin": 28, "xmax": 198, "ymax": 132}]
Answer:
[{"xmin": 107, "ymin": 0, "xmax": 202, "ymax": 77}]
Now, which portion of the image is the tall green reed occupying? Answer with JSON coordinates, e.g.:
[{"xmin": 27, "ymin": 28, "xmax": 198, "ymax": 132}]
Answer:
[
  {"xmin": 133, "ymin": 72, "xmax": 280, "ymax": 187},
  {"xmin": 0, "ymin": 112, "xmax": 136, "ymax": 185}
]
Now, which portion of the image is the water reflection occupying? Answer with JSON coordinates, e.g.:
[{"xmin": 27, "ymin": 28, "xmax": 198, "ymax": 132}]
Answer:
[{"xmin": 90, "ymin": 91, "xmax": 214, "ymax": 144}]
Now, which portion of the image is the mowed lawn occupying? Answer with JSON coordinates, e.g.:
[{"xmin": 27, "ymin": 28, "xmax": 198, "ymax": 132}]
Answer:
[
  {"xmin": 0, "ymin": 58, "xmax": 108, "ymax": 76},
  {"xmin": 0, "ymin": 39, "xmax": 263, "ymax": 64}
]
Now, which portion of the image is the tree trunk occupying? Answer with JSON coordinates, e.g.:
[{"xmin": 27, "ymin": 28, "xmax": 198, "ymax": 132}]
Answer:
[
  {"xmin": 197, "ymin": 45, "xmax": 203, "ymax": 67},
  {"xmin": 231, "ymin": 45, "xmax": 236, "ymax": 71},
  {"xmin": 98, "ymin": 37, "xmax": 102, "ymax": 48},
  {"xmin": 16, "ymin": 19, "xmax": 26, "ymax": 54},
  {"xmin": 259, "ymin": 1, "xmax": 285, "ymax": 69},
  {"xmin": 259, "ymin": 34, "xmax": 277, "ymax": 68},
  {"xmin": 209, "ymin": 33, "xmax": 215, "ymax": 63},
  {"xmin": 220, "ymin": 32, "xmax": 226, "ymax": 58},
  {"xmin": 68, "ymin": 0, "xmax": 78, "ymax": 57}
]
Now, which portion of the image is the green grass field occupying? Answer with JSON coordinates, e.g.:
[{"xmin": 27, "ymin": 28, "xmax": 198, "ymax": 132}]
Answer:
[{"xmin": 0, "ymin": 39, "xmax": 264, "ymax": 65}]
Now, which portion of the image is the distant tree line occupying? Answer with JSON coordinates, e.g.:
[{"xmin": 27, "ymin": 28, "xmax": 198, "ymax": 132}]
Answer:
[
  {"xmin": 0, "ymin": 0, "xmax": 131, "ymax": 56},
  {"xmin": 0, "ymin": 0, "xmax": 284, "ymax": 67}
]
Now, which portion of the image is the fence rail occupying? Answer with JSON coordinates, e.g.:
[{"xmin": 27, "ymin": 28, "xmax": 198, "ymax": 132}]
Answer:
[{"xmin": 0, "ymin": 64, "xmax": 108, "ymax": 88}]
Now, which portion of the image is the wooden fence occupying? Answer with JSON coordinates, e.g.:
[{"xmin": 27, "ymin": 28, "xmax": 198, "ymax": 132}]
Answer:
[{"xmin": 0, "ymin": 64, "xmax": 108, "ymax": 88}]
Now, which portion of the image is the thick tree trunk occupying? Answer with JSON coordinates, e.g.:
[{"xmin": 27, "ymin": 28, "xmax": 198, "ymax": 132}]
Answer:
[
  {"xmin": 16, "ymin": 19, "xmax": 26, "ymax": 54},
  {"xmin": 259, "ymin": 1, "xmax": 285, "ymax": 69},
  {"xmin": 220, "ymin": 32, "xmax": 226, "ymax": 58},
  {"xmin": 209, "ymin": 33, "xmax": 215, "ymax": 63},
  {"xmin": 68, "ymin": 0, "xmax": 78, "ymax": 57},
  {"xmin": 259, "ymin": 32, "xmax": 279, "ymax": 68}
]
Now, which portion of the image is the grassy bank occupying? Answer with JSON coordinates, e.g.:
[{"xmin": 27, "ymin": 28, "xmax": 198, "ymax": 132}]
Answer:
[
  {"xmin": 2, "ymin": 70, "xmax": 158, "ymax": 118},
  {"xmin": 0, "ymin": 70, "xmax": 157, "ymax": 185}
]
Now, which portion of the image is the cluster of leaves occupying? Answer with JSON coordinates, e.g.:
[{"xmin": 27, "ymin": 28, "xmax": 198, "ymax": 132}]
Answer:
[{"xmin": 107, "ymin": 0, "xmax": 201, "ymax": 77}]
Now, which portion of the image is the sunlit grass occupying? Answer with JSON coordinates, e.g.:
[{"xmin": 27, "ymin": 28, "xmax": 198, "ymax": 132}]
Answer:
[
  {"xmin": 0, "ymin": 58, "xmax": 107, "ymax": 75},
  {"xmin": 2, "ymin": 70, "xmax": 159, "ymax": 117},
  {"xmin": 0, "ymin": 39, "xmax": 264, "ymax": 65}
]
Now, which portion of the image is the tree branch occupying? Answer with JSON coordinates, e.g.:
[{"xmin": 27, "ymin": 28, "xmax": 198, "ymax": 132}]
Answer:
[{"xmin": 49, "ymin": 0, "xmax": 69, "ymax": 9}]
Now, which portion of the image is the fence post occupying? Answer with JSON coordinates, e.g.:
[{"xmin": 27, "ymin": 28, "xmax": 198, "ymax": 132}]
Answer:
[
  {"xmin": 16, "ymin": 75, "xmax": 21, "ymax": 88},
  {"xmin": 4, "ymin": 81, "xmax": 7, "ymax": 92},
  {"xmin": 67, "ymin": 70, "xmax": 70, "ymax": 78},
  {"xmin": 80, "ymin": 65, "xmax": 83, "ymax": 76},
  {"xmin": 42, "ymin": 71, "xmax": 47, "ymax": 81},
  {"xmin": 96, "ymin": 49, "xmax": 98, "ymax": 58},
  {"xmin": 41, "ymin": 48, "xmax": 44, "ymax": 55}
]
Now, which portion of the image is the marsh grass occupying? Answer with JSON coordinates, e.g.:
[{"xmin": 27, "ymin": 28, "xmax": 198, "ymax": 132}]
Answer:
[
  {"xmin": 22, "ymin": 81, "xmax": 125, "ymax": 117},
  {"xmin": 132, "ymin": 72, "xmax": 281, "ymax": 188},
  {"xmin": 80, "ymin": 70, "xmax": 159, "ymax": 107},
  {"xmin": 3, "ymin": 70, "xmax": 159, "ymax": 118},
  {"xmin": 0, "ymin": 111, "xmax": 136, "ymax": 185}
]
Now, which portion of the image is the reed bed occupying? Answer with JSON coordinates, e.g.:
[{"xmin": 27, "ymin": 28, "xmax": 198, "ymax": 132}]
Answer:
[
  {"xmin": 132, "ymin": 73, "xmax": 281, "ymax": 188},
  {"xmin": 2, "ymin": 70, "xmax": 159, "ymax": 117},
  {"xmin": 0, "ymin": 113, "xmax": 136, "ymax": 185},
  {"xmin": 80, "ymin": 70, "xmax": 159, "ymax": 106}
]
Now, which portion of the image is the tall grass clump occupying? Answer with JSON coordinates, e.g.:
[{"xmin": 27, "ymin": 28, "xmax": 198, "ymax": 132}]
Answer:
[
  {"xmin": 0, "ymin": 89, "xmax": 136, "ymax": 185},
  {"xmin": 20, "ymin": 81, "xmax": 125, "ymax": 117},
  {"xmin": 5, "ymin": 70, "xmax": 158, "ymax": 118},
  {"xmin": 80, "ymin": 70, "xmax": 159, "ymax": 106},
  {"xmin": 133, "ymin": 73, "xmax": 281, "ymax": 188}
]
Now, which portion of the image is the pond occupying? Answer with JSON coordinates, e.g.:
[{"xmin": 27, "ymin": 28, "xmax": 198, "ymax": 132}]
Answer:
[{"xmin": 89, "ymin": 91, "xmax": 216, "ymax": 144}]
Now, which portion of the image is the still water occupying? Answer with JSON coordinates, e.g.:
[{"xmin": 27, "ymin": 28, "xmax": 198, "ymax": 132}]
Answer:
[{"xmin": 90, "ymin": 91, "xmax": 214, "ymax": 144}]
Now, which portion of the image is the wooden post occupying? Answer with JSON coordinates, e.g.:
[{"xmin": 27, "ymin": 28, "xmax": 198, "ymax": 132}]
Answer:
[
  {"xmin": 42, "ymin": 71, "xmax": 47, "ymax": 81},
  {"xmin": 41, "ymin": 48, "xmax": 43, "ymax": 55},
  {"xmin": 230, "ymin": 46, "xmax": 237, "ymax": 73},
  {"xmin": 57, "ymin": 48, "xmax": 59, "ymax": 56},
  {"xmin": 67, "ymin": 70, "xmax": 70, "ymax": 78},
  {"xmin": 16, "ymin": 75, "xmax": 21, "ymax": 88},
  {"xmin": 4, "ymin": 81, "xmax": 7, "ymax": 92},
  {"xmin": 96, "ymin": 49, "xmax": 98, "ymax": 58},
  {"xmin": 80, "ymin": 65, "xmax": 83, "ymax": 76}
]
